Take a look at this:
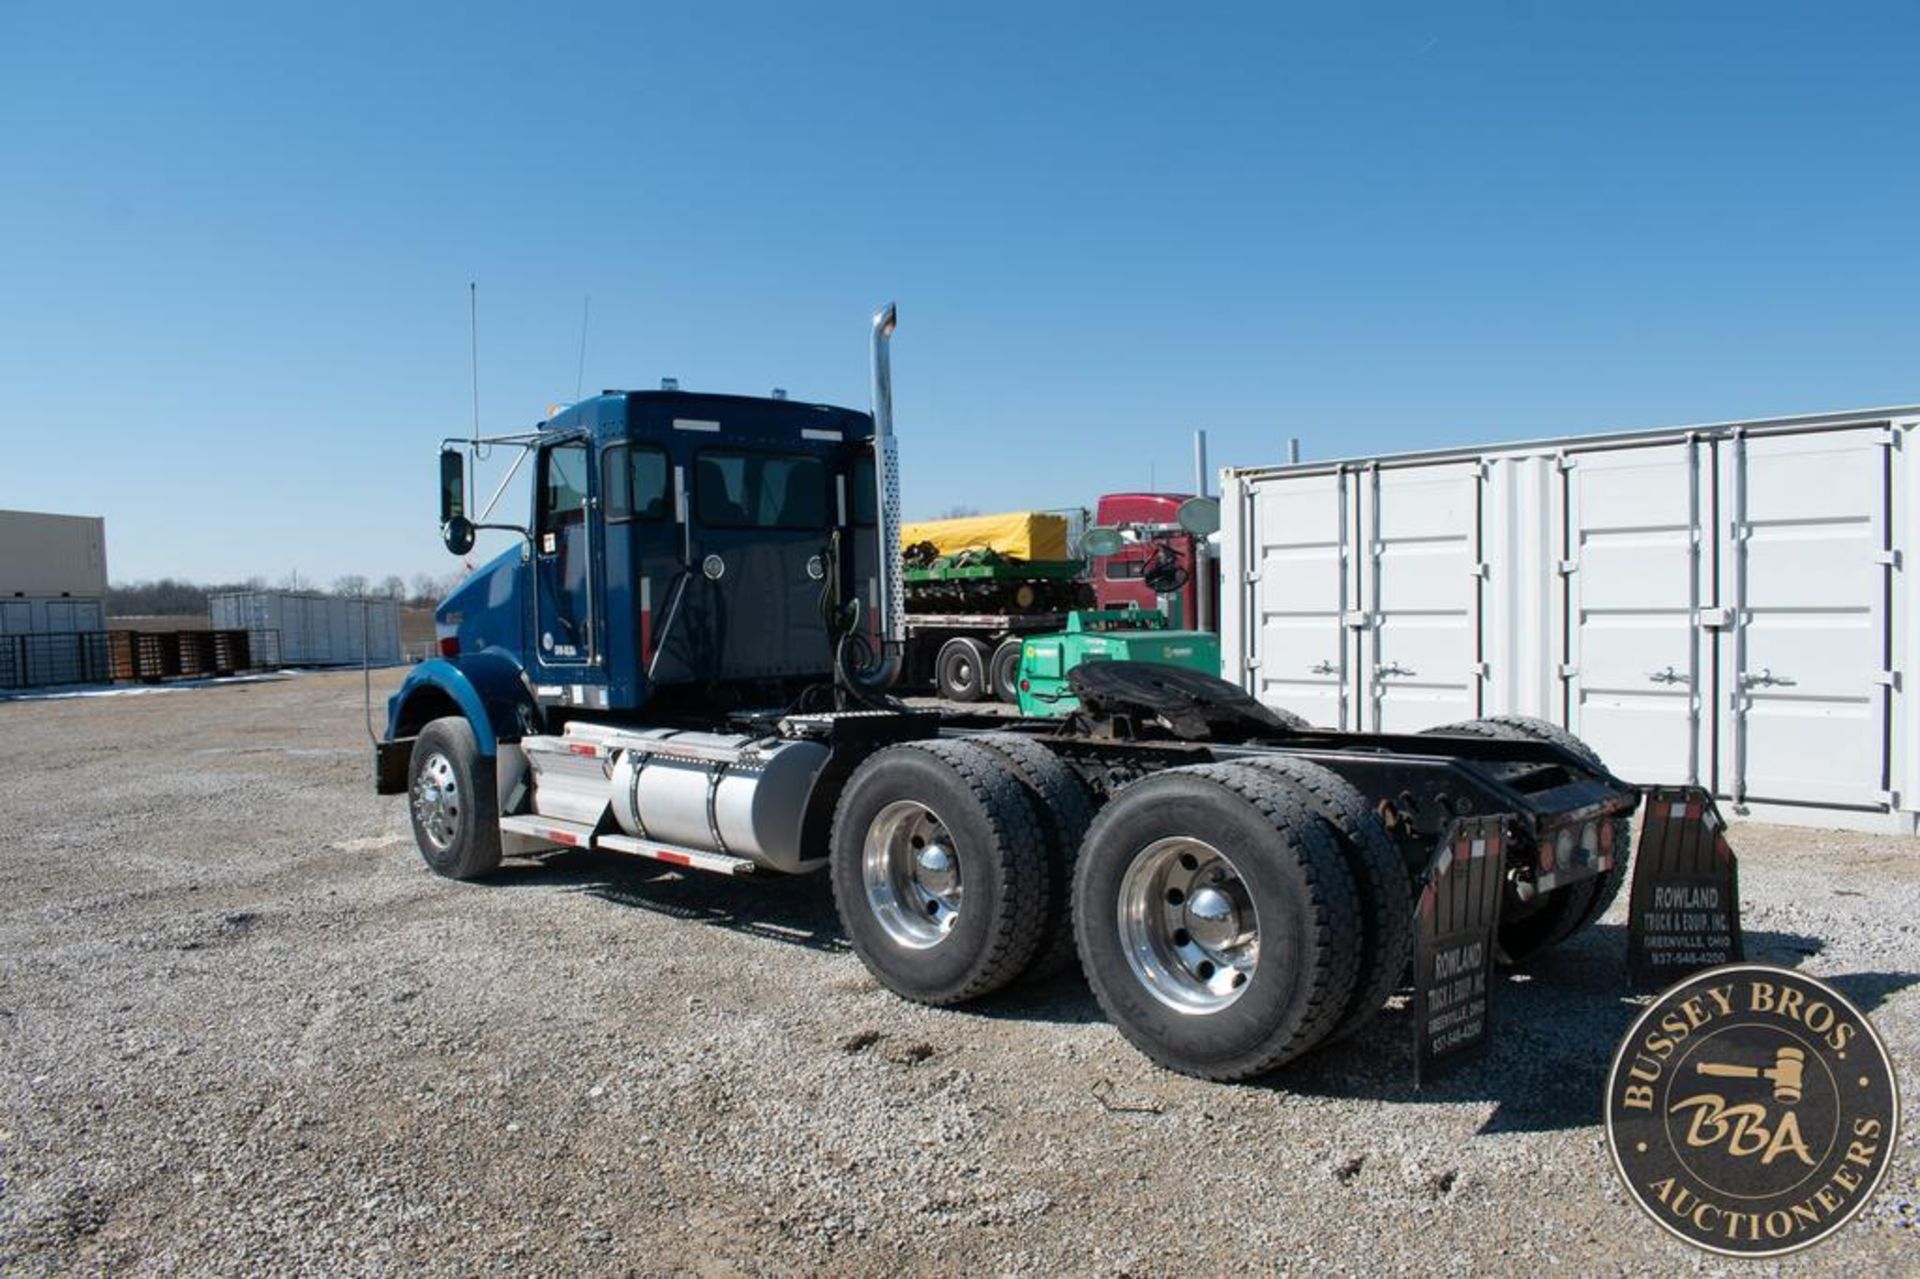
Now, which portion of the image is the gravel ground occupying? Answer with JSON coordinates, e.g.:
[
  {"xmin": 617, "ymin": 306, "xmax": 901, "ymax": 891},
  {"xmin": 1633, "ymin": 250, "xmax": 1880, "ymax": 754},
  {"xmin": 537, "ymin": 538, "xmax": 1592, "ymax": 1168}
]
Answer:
[{"xmin": 1, "ymin": 671, "xmax": 1915, "ymax": 1274}]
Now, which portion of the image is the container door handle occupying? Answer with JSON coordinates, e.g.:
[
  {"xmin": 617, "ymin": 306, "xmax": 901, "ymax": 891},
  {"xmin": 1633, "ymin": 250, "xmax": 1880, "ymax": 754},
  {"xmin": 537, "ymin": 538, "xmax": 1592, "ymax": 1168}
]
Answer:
[
  {"xmin": 1742, "ymin": 667, "xmax": 1796, "ymax": 688},
  {"xmin": 1647, "ymin": 665, "xmax": 1688, "ymax": 685},
  {"xmin": 1310, "ymin": 659, "xmax": 1337, "ymax": 675}
]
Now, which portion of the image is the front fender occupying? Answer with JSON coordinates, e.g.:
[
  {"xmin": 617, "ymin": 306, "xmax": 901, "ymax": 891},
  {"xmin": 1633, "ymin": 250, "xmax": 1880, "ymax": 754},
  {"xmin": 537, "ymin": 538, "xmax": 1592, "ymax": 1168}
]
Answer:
[{"xmin": 384, "ymin": 652, "xmax": 541, "ymax": 756}]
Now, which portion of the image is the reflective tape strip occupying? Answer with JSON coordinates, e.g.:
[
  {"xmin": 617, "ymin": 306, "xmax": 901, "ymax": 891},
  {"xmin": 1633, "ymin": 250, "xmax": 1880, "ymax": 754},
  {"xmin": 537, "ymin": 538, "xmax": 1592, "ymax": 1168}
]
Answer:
[{"xmin": 639, "ymin": 577, "xmax": 653, "ymax": 666}]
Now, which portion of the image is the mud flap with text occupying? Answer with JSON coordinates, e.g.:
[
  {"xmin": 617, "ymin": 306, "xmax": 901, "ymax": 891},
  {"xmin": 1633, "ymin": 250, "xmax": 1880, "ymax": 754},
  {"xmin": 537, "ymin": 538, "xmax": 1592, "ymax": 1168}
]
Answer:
[
  {"xmin": 1413, "ymin": 816, "xmax": 1507, "ymax": 1087},
  {"xmin": 1627, "ymin": 785, "xmax": 1742, "ymax": 993}
]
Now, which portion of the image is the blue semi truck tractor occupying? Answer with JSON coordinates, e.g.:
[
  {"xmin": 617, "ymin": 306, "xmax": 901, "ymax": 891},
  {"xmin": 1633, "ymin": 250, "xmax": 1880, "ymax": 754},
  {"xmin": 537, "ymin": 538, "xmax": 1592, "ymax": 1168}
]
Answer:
[{"xmin": 376, "ymin": 304, "xmax": 1655, "ymax": 1080}]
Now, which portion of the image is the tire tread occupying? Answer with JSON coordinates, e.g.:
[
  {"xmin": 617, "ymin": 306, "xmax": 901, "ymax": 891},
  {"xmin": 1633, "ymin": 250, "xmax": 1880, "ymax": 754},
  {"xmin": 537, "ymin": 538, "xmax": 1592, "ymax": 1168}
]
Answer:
[{"xmin": 1232, "ymin": 754, "xmax": 1412, "ymax": 1042}]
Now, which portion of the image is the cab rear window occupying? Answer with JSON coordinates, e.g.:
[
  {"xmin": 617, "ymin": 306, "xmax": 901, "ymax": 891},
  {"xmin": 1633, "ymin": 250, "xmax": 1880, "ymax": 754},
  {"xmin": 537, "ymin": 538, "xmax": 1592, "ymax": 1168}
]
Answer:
[{"xmin": 695, "ymin": 450, "xmax": 828, "ymax": 529}]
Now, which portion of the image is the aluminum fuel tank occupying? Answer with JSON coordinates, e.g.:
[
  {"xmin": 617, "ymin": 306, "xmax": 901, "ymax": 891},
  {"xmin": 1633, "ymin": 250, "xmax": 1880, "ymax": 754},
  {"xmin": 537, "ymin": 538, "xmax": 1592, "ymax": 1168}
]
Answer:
[{"xmin": 607, "ymin": 730, "xmax": 828, "ymax": 873}]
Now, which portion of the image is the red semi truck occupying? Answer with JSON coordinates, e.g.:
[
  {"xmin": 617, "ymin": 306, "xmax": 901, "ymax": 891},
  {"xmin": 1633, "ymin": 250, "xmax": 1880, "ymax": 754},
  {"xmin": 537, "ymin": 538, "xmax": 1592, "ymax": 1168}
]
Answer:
[{"xmin": 1087, "ymin": 491, "xmax": 1216, "ymax": 632}]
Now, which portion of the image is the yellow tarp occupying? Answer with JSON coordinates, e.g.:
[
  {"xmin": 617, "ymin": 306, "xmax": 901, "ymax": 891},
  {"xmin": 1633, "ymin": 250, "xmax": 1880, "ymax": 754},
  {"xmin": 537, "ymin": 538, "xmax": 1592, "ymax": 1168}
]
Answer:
[{"xmin": 900, "ymin": 511, "xmax": 1071, "ymax": 562}]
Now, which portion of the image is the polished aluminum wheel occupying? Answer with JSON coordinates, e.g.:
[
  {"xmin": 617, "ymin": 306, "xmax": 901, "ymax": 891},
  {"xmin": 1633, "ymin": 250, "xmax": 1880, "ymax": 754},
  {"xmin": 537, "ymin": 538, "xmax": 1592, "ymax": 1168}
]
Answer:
[
  {"xmin": 1117, "ymin": 837, "xmax": 1259, "ymax": 1013},
  {"xmin": 412, "ymin": 751, "xmax": 462, "ymax": 851},
  {"xmin": 863, "ymin": 799, "xmax": 962, "ymax": 949}
]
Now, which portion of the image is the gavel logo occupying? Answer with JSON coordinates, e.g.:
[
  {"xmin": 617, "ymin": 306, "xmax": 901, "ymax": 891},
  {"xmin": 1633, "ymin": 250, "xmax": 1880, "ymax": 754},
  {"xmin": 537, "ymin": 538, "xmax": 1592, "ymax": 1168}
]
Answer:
[{"xmin": 1695, "ymin": 1046, "xmax": 1806, "ymax": 1105}]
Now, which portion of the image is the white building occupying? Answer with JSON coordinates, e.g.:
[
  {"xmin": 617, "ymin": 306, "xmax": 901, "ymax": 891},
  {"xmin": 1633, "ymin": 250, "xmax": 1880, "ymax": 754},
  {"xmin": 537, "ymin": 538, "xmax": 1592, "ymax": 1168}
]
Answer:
[{"xmin": 0, "ymin": 509, "xmax": 108, "ymax": 636}]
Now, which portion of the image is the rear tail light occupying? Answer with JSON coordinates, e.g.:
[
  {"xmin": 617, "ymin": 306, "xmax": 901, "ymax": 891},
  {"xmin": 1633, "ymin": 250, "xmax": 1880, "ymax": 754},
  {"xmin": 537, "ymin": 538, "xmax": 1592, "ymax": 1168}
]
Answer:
[{"xmin": 438, "ymin": 635, "xmax": 460, "ymax": 659}]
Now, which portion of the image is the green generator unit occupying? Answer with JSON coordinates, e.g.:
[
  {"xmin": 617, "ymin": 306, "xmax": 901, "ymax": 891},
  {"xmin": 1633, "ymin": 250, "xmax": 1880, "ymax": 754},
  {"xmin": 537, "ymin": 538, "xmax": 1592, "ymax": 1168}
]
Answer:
[{"xmin": 1014, "ymin": 609, "xmax": 1221, "ymax": 717}]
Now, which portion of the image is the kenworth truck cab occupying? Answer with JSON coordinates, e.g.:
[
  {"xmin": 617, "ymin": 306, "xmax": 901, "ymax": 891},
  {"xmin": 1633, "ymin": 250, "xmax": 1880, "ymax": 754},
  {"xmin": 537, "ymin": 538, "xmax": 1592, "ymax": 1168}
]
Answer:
[{"xmin": 375, "ymin": 304, "xmax": 1701, "ymax": 1083}]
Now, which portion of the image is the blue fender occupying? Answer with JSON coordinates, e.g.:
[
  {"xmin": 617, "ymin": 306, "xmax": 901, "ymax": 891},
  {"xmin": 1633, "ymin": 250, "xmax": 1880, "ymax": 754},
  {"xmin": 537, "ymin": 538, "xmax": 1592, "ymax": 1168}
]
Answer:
[{"xmin": 385, "ymin": 652, "xmax": 540, "ymax": 755}]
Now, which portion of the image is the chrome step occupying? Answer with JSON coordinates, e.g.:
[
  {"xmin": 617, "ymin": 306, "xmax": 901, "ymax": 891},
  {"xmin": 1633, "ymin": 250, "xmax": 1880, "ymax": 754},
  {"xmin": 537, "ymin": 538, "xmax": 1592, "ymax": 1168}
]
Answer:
[
  {"xmin": 498, "ymin": 813, "xmax": 596, "ymax": 849},
  {"xmin": 496, "ymin": 815, "xmax": 758, "ymax": 876},
  {"xmin": 597, "ymin": 832, "xmax": 758, "ymax": 876}
]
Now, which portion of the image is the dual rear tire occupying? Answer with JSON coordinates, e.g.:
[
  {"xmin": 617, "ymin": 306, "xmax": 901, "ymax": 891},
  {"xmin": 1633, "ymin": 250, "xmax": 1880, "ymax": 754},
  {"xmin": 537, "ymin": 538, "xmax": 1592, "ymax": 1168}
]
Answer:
[
  {"xmin": 1419, "ymin": 715, "xmax": 1631, "ymax": 959},
  {"xmin": 831, "ymin": 743, "xmax": 1411, "ymax": 1080},
  {"xmin": 829, "ymin": 739, "xmax": 1052, "ymax": 1004},
  {"xmin": 1071, "ymin": 763, "xmax": 1414, "ymax": 1080}
]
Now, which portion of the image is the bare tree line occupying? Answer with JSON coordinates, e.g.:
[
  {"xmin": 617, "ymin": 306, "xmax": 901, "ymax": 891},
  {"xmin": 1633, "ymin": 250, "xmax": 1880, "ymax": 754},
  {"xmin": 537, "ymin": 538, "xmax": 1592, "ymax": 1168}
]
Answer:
[{"xmin": 107, "ymin": 572, "xmax": 465, "ymax": 617}]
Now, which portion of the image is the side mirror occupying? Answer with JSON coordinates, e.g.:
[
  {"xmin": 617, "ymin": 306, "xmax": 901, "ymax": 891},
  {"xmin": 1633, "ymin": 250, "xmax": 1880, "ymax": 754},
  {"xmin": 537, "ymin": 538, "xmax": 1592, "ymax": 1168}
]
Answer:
[
  {"xmin": 439, "ymin": 450, "xmax": 466, "ymax": 524},
  {"xmin": 442, "ymin": 515, "xmax": 476, "ymax": 556},
  {"xmin": 1176, "ymin": 496, "xmax": 1220, "ymax": 536},
  {"xmin": 1081, "ymin": 526, "xmax": 1126, "ymax": 557}
]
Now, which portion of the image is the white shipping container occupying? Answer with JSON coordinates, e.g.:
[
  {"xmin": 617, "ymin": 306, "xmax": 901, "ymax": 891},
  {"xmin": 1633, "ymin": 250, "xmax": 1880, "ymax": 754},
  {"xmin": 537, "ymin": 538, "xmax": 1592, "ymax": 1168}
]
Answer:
[
  {"xmin": 0, "ymin": 510, "xmax": 108, "ymax": 597},
  {"xmin": 207, "ymin": 591, "xmax": 401, "ymax": 666},
  {"xmin": 1222, "ymin": 406, "xmax": 1920, "ymax": 835},
  {"xmin": 0, "ymin": 596, "xmax": 105, "ymax": 635}
]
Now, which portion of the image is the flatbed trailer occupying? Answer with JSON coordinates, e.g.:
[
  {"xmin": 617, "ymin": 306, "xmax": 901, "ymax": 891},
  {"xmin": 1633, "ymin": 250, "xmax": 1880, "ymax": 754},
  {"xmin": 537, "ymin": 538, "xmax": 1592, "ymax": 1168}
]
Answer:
[
  {"xmin": 376, "ymin": 303, "xmax": 1683, "ymax": 1081},
  {"xmin": 900, "ymin": 557, "xmax": 1088, "ymax": 701},
  {"xmin": 901, "ymin": 610, "xmax": 1066, "ymax": 703}
]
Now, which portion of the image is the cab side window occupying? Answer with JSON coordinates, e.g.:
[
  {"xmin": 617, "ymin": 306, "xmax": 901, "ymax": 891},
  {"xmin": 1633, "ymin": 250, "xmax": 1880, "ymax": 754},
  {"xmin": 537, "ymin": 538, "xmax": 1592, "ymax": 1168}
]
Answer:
[
  {"xmin": 602, "ymin": 445, "xmax": 669, "ymax": 522},
  {"xmin": 540, "ymin": 442, "xmax": 589, "ymax": 540}
]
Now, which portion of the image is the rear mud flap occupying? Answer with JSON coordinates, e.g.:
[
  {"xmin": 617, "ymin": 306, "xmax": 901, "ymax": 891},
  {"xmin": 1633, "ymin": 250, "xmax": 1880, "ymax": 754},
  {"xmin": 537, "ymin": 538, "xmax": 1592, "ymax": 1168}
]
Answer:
[
  {"xmin": 1412, "ymin": 816, "xmax": 1507, "ymax": 1086},
  {"xmin": 1626, "ymin": 785, "xmax": 1742, "ymax": 992}
]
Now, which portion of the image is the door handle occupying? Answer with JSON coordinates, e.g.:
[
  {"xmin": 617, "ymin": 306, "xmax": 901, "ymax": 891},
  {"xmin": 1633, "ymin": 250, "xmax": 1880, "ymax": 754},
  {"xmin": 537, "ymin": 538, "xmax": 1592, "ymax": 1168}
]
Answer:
[
  {"xmin": 1310, "ymin": 659, "xmax": 1337, "ymax": 675},
  {"xmin": 1742, "ymin": 667, "xmax": 1797, "ymax": 688},
  {"xmin": 1647, "ymin": 665, "xmax": 1689, "ymax": 685},
  {"xmin": 1374, "ymin": 662, "xmax": 1414, "ymax": 679}
]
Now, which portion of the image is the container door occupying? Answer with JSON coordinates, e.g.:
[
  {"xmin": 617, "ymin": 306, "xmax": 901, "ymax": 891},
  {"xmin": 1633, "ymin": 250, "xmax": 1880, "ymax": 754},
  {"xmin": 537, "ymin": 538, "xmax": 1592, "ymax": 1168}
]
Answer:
[
  {"xmin": 1240, "ymin": 470, "xmax": 1353, "ymax": 729},
  {"xmin": 1724, "ymin": 429, "xmax": 1891, "ymax": 808},
  {"xmin": 1564, "ymin": 441, "xmax": 1705, "ymax": 784},
  {"xmin": 1358, "ymin": 463, "xmax": 1483, "ymax": 732}
]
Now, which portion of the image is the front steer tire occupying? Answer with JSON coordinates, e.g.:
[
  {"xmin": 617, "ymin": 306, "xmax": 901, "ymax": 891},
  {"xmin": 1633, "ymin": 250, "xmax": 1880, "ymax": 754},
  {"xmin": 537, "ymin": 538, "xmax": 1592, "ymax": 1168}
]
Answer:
[
  {"xmin": 1073, "ymin": 763, "xmax": 1361, "ymax": 1081},
  {"xmin": 407, "ymin": 716, "xmax": 502, "ymax": 881},
  {"xmin": 829, "ymin": 740, "xmax": 1051, "ymax": 1005}
]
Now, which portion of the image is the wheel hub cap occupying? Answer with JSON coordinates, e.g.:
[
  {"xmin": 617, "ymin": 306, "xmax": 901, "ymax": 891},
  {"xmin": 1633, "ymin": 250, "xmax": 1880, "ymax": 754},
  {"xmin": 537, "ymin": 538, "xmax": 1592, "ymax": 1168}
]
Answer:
[
  {"xmin": 863, "ymin": 800, "xmax": 963, "ymax": 949},
  {"xmin": 1184, "ymin": 885, "xmax": 1242, "ymax": 951},
  {"xmin": 1117, "ymin": 837, "xmax": 1259, "ymax": 1013},
  {"xmin": 411, "ymin": 752, "xmax": 461, "ymax": 851}
]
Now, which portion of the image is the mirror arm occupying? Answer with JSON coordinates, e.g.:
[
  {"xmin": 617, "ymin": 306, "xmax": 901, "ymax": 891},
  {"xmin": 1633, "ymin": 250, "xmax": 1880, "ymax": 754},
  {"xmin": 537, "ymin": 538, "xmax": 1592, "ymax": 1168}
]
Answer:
[{"xmin": 459, "ymin": 521, "xmax": 534, "ymax": 541}]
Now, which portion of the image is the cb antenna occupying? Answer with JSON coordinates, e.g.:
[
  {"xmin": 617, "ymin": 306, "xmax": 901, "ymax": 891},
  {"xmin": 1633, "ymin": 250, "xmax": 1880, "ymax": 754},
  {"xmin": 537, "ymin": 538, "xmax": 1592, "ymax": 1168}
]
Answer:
[
  {"xmin": 574, "ymin": 295, "xmax": 591, "ymax": 402},
  {"xmin": 468, "ymin": 281, "xmax": 482, "ymax": 513}
]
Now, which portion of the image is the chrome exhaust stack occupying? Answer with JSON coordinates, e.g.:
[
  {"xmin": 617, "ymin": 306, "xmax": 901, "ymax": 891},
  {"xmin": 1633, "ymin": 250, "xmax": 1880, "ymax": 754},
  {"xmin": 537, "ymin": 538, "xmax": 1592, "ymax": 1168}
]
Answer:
[{"xmin": 862, "ymin": 301, "xmax": 904, "ymax": 689}]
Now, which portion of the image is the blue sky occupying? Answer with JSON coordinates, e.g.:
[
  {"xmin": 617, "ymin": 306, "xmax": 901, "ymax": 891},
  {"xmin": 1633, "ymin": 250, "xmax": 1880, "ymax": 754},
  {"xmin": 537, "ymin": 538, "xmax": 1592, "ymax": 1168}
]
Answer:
[{"xmin": 3, "ymin": 2, "xmax": 1916, "ymax": 585}]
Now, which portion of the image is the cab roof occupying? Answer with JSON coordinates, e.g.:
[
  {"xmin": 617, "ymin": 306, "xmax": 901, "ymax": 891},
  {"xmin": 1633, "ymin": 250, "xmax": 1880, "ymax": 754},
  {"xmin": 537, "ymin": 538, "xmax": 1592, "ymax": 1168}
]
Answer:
[{"xmin": 536, "ymin": 390, "xmax": 875, "ymax": 445}]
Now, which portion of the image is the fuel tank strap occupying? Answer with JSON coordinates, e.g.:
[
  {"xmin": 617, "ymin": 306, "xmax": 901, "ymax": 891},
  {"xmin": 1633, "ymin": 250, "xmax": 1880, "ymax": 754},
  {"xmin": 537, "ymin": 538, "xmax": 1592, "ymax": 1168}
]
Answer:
[
  {"xmin": 624, "ymin": 748, "xmax": 651, "ymax": 840},
  {"xmin": 705, "ymin": 762, "xmax": 731, "ymax": 855}
]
